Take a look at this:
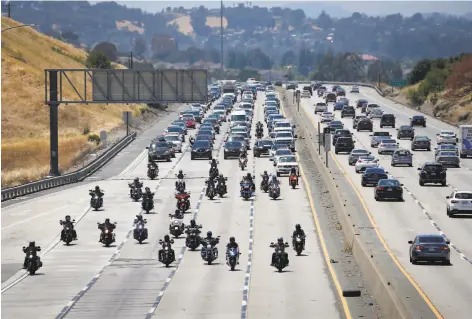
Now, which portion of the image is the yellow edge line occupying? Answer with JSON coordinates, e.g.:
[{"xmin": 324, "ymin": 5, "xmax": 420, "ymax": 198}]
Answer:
[
  {"xmin": 296, "ymin": 96, "xmax": 443, "ymax": 319},
  {"xmin": 279, "ymin": 100, "xmax": 353, "ymax": 319}
]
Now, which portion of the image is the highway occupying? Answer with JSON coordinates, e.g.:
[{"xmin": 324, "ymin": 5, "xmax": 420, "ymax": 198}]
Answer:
[
  {"xmin": 297, "ymin": 84, "xmax": 472, "ymax": 319},
  {"xmin": 1, "ymin": 92, "xmax": 344, "ymax": 318}
]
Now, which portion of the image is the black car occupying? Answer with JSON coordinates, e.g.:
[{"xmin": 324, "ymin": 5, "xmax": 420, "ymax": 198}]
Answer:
[
  {"xmin": 410, "ymin": 115, "xmax": 426, "ymax": 127},
  {"xmin": 341, "ymin": 106, "xmax": 355, "ymax": 118},
  {"xmin": 361, "ymin": 167, "xmax": 389, "ymax": 187},
  {"xmin": 335, "ymin": 137, "xmax": 355, "ymax": 154},
  {"xmin": 191, "ymin": 140, "xmax": 213, "ymax": 160},
  {"xmin": 374, "ymin": 179, "xmax": 404, "ymax": 201},
  {"xmin": 353, "ymin": 115, "xmax": 367, "ymax": 129},
  {"xmin": 224, "ymin": 141, "xmax": 243, "ymax": 159},
  {"xmin": 357, "ymin": 118, "xmax": 373, "ymax": 132},
  {"xmin": 325, "ymin": 93, "xmax": 337, "ymax": 103},
  {"xmin": 418, "ymin": 162, "xmax": 447, "ymax": 186},
  {"xmin": 195, "ymin": 134, "xmax": 213, "ymax": 145},
  {"xmin": 333, "ymin": 129, "xmax": 352, "ymax": 145},
  {"xmin": 287, "ymin": 83, "xmax": 296, "ymax": 90},
  {"xmin": 397, "ymin": 125, "xmax": 415, "ymax": 140},
  {"xmin": 411, "ymin": 136, "xmax": 431, "ymax": 151},
  {"xmin": 303, "ymin": 85, "xmax": 313, "ymax": 96},
  {"xmin": 147, "ymin": 142, "xmax": 172, "ymax": 162},
  {"xmin": 336, "ymin": 88, "xmax": 346, "ymax": 96},
  {"xmin": 356, "ymin": 99, "xmax": 368, "ymax": 108},
  {"xmin": 253, "ymin": 139, "xmax": 273, "ymax": 157},
  {"xmin": 380, "ymin": 114, "xmax": 395, "ymax": 128}
]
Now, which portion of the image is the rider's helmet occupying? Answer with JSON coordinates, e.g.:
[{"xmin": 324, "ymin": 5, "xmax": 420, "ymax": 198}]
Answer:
[
  {"xmin": 145, "ymin": 187, "xmax": 150, "ymax": 192},
  {"xmin": 95, "ymin": 185, "xmax": 100, "ymax": 191},
  {"xmin": 65, "ymin": 215, "xmax": 71, "ymax": 222},
  {"xmin": 229, "ymin": 236, "xmax": 235, "ymax": 243},
  {"xmin": 164, "ymin": 234, "xmax": 170, "ymax": 242},
  {"xmin": 246, "ymin": 173, "xmax": 251, "ymax": 179},
  {"xmin": 211, "ymin": 159, "xmax": 216, "ymax": 165},
  {"xmin": 134, "ymin": 178, "xmax": 139, "ymax": 183},
  {"xmin": 219, "ymin": 174, "xmax": 224, "ymax": 179},
  {"xmin": 264, "ymin": 170, "xmax": 268, "ymax": 175},
  {"xmin": 179, "ymin": 170, "xmax": 183, "ymax": 174},
  {"xmin": 190, "ymin": 219, "xmax": 196, "ymax": 227},
  {"xmin": 29, "ymin": 241, "xmax": 35, "ymax": 247},
  {"xmin": 277, "ymin": 237, "xmax": 283, "ymax": 245},
  {"xmin": 296, "ymin": 224, "xmax": 301, "ymax": 230},
  {"xmin": 105, "ymin": 218, "xmax": 110, "ymax": 224},
  {"xmin": 207, "ymin": 231, "xmax": 212, "ymax": 238}
]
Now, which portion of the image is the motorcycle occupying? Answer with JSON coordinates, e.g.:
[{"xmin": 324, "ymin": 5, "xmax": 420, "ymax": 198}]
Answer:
[
  {"xmin": 226, "ymin": 247, "xmax": 240, "ymax": 271},
  {"xmin": 289, "ymin": 175, "xmax": 298, "ymax": 189},
  {"xmin": 23, "ymin": 248, "xmax": 42, "ymax": 275},
  {"xmin": 130, "ymin": 187, "xmax": 142, "ymax": 202},
  {"xmin": 292, "ymin": 235, "xmax": 305, "ymax": 256},
  {"xmin": 159, "ymin": 239, "xmax": 175, "ymax": 267},
  {"xmin": 260, "ymin": 175, "xmax": 269, "ymax": 193},
  {"xmin": 270, "ymin": 242, "xmax": 289, "ymax": 272},
  {"xmin": 98, "ymin": 222, "xmax": 117, "ymax": 247},
  {"xmin": 216, "ymin": 179, "xmax": 227, "ymax": 198},
  {"xmin": 239, "ymin": 157, "xmax": 247, "ymax": 170},
  {"xmin": 89, "ymin": 191, "xmax": 103, "ymax": 210},
  {"xmin": 175, "ymin": 174, "xmax": 186, "ymax": 192},
  {"xmin": 189, "ymin": 136, "xmax": 195, "ymax": 146},
  {"xmin": 134, "ymin": 221, "xmax": 148, "ymax": 244},
  {"xmin": 240, "ymin": 182, "xmax": 253, "ymax": 200},
  {"xmin": 147, "ymin": 164, "xmax": 159, "ymax": 180},
  {"xmin": 201, "ymin": 236, "xmax": 220, "ymax": 265},
  {"xmin": 175, "ymin": 191, "xmax": 191, "ymax": 212},
  {"xmin": 269, "ymin": 185, "xmax": 280, "ymax": 200},
  {"xmin": 169, "ymin": 217, "xmax": 185, "ymax": 238},
  {"xmin": 205, "ymin": 179, "xmax": 216, "ymax": 200},
  {"xmin": 141, "ymin": 196, "xmax": 154, "ymax": 214},
  {"xmin": 209, "ymin": 167, "xmax": 219, "ymax": 180},
  {"xmin": 256, "ymin": 129, "xmax": 263, "ymax": 139},
  {"xmin": 185, "ymin": 228, "xmax": 202, "ymax": 251},
  {"xmin": 61, "ymin": 220, "xmax": 75, "ymax": 245}
]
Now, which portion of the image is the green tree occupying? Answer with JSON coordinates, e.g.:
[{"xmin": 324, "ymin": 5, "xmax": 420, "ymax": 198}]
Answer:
[
  {"xmin": 85, "ymin": 52, "xmax": 112, "ymax": 69},
  {"xmin": 407, "ymin": 59, "xmax": 431, "ymax": 85},
  {"xmin": 92, "ymin": 42, "xmax": 118, "ymax": 62}
]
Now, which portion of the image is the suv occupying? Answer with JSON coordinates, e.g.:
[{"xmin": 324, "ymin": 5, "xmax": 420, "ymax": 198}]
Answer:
[
  {"xmin": 418, "ymin": 162, "xmax": 447, "ymax": 186},
  {"xmin": 397, "ymin": 125, "xmax": 415, "ymax": 140},
  {"xmin": 336, "ymin": 88, "xmax": 346, "ymax": 96},
  {"xmin": 315, "ymin": 102, "xmax": 328, "ymax": 114},
  {"xmin": 380, "ymin": 114, "xmax": 395, "ymax": 128},
  {"xmin": 357, "ymin": 118, "xmax": 373, "ymax": 132},
  {"xmin": 370, "ymin": 131, "xmax": 392, "ymax": 147},
  {"xmin": 365, "ymin": 104, "xmax": 380, "ymax": 115},
  {"xmin": 333, "ymin": 129, "xmax": 352, "ymax": 145},
  {"xmin": 303, "ymin": 85, "xmax": 312, "ymax": 96},
  {"xmin": 353, "ymin": 115, "xmax": 367, "ymax": 129},
  {"xmin": 341, "ymin": 105, "xmax": 355, "ymax": 118},
  {"xmin": 410, "ymin": 115, "xmax": 426, "ymax": 127},
  {"xmin": 325, "ymin": 93, "xmax": 337, "ymax": 103},
  {"xmin": 335, "ymin": 137, "xmax": 355, "ymax": 154}
]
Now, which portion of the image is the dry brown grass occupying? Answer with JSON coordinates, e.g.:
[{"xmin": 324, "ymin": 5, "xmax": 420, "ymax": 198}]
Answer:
[
  {"xmin": 205, "ymin": 16, "xmax": 228, "ymax": 29},
  {"xmin": 116, "ymin": 20, "xmax": 145, "ymax": 35},
  {"xmin": 167, "ymin": 15, "xmax": 227, "ymax": 35},
  {"xmin": 1, "ymin": 17, "xmax": 143, "ymax": 186}
]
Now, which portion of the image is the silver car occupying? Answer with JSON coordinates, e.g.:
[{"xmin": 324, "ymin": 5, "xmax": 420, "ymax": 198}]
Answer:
[
  {"xmin": 348, "ymin": 149, "xmax": 371, "ymax": 165},
  {"xmin": 369, "ymin": 108, "xmax": 384, "ymax": 119},
  {"xmin": 435, "ymin": 144, "xmax": 459, "ymax": 156},
  {"xmin": 435, "ymin": 151, "xmax": 460, "ymax": 167},
  {"xmin": 378, "ymin": 139, "xmax": 399, "ymax": 155},
  {"xmin": 350, "ymin": 86, "xmax": 360, "ymax": 93},
  {"xmin": 370, "ymin": 134, "xmax": 392, "ymax": 148},
  {"xmin": 315, "ymin": 102, "xmax": 328, "ymax": 114},
  {"xmin": 391, "ymin": 149, "xmax": 413, "ymax": 167}
]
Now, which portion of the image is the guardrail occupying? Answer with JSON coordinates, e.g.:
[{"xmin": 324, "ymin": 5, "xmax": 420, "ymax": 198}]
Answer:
[
  {"xmin": 292, "ymin": 81, "xmax": 384, "ymax": 97},
  {"xmin": 1, "ymin": 132, "xmax": 137, "ymax": 202}
]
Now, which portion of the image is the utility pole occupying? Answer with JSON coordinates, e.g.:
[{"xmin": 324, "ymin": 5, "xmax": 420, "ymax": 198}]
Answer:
[
  {"xmin": 2, "ymin": 2, "xmax": 17, "ymax": 18},
  {"xmin": 220, "ymin": 0, "xmax": 224, "ymax": 80},
  {"xmin": 130, "ymin": 51, "xmax": 134, "ymax": 69}
]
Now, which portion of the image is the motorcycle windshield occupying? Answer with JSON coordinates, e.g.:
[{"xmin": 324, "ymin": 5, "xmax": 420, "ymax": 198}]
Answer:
[
  {"xmin": 229, "ymin": 248, "xmax": 238, "ymax": 256},
  {"xmin": 241, "ymin": 183, "xmax": 251, "ymax": 188}
]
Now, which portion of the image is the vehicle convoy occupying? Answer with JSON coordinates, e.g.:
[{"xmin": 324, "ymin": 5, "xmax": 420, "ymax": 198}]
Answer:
[{"xmin": 459, "ymin": 125, "xmax": 472, "ymax": 158}]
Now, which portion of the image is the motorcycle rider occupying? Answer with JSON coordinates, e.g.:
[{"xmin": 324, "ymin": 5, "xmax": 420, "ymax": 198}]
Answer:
[
  {"xmin": 175, "ymin": 170, "xmax": 186, "ymax": 189},
  {"xmin": 292, "ymin": 224, "xmax": 306, "ymax": 247},
  {"xmin": 22, "ymin": 241, "xmax": 42, "ymax": 269},
  {"xmin": 216, "ymin": 174, "xmax": 227, "ymax": 193},
  {"xmin": 143, "ymin": 187, "xmax": 154, "ymax": 200},
  {"xmin": 269, "ymin": 175, "xmax": 280, "ymax": 188},
  {"xmin": 289, "ymin": 167, "xmax": 299, "ymax": 185},
  {"xmin": 271, "ymin": 237, "xmax": 289, "ymax": 267},
  {"xmin": 129, "ymin": 178, "xmax": 143, "ymax": 196},
  {"xmin": 226, "ymin": 236, "xmax": 239, "ymax": 261},
  {"xmin": 158, "ymin": 235, "xmax": 175, "ymax": 261},
  {"xmin": 262, "ymin": 170, "xmax": 269, "ymax": 180},
  {"xmin": 241, "ymin": 172, "xmax": 255, "ymax": 192},
  {"xmin": 147, "ymin": 161, "xmax": 158, "ymax": 171},
  {"xmin": 185, "ymin": 219, "xmax": 202, "ymax": 245},
  {"xmin": 98, "ymin": 218, "xmax": 116, "ymax": 242},
  {"xmin": 59, "ymin": 215, "xmax": 77, "ymax": 240},
  {"xmin": 90, "ymin": 185, "xmax": 104, "ymax": 198},
  {"xmin": 202, "ymin": 231, "xmax": 218, "ymax": 245},
  {"xmin": 210, "ymin": 159, "xmax": 218, "ymax": 170}
]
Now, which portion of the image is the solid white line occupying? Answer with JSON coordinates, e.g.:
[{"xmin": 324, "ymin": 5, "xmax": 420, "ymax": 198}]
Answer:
[{"xmin": 1, "ymin": 205, "xmax": 69, "ymax": 230}]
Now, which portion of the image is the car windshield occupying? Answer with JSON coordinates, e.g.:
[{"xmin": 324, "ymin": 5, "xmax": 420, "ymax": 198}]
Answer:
[
  {"xmin": 400, "ymin": 126, "xmax": 412, "ymax": 130},
  {"xmin": 365, "ymin": 168, "xmax": 385, "ymax": 174},
  {"xmin": 232, "ymin": 128, "xmax": 246, "ymax": 133},
  {"xmin": 214, "ymin": 106, "xmax": 225, "ymax": 110},
  {"xmin": 439, "ymin": 145, "xmax": 456, "ymax": 150},
  {"xmin": 258, "ymin": 140, "xmax": 273, "ymax": 147},
  {"xmin": 229, "ymin": 136, "xmax": 245, "ymax": 142},
  {"xmin": 231, "ymin": 115, "xmax": 246, "ymax": 121},
  {"xmin": 336, "ymin": 130, "xmax": 350, "ymax": 136},
  {"xmin": 418, "ymin": 236, "xmax": 445, "ymax": 244},
  {"xmin": 382, "ymin": 139, "xmax": 396, "ymax": 144},
  {"xmin": 165, "ymin": 135, "xmax": 179, "ymax": 141},
  {"xmin": 378, "ymin": 179, "xmax": 400, "ymax": 187},
  {"xmin": 167, "ymin": 127, "xmax": 181, "ymax": 133},
  {"xmin": 199, "ymin": 130, "xmax": 212, "ymax": 135},
  {"xmin": 225, "ymin": 141, "xmax": 242, "ymax": 148},
  {"xmin": 276, "ymin": 150, "xmax": 292, "ymax": 156},
  {"xmin": 277, "ymin": 132, "xmax": 292, "ymax": 138},
  {"xmin": 173, "ymin": 120, "xmax": 185, "ymax": 125},
  {"xmin": 360, "ymin": 156, "xmax": 376, "ymax": 161},
  {"xmin": 416, "ymin": 136, "xmax": 429, "ymax": 141},
  {"xmin": 352, "ymin": 149, "xmax": 369, "ymax": 155},
  {"xmin": 424, "ymin": 165, "xmax": 442, "ymax": 171},
  {"xmin": 413, "ymin": 116, "xmax": 424, "ymax": 120},
  {"xmin": 182, "ymin": 116, "xmax": 194, "ymax": 121},
  {"xmin": 234, "ymin": 132, "xmax": 249, "ymax": 138},
  {"xmin": 455, "ymin": 193, "xmax": 472, "ymax": 199},
  {"xmin": 193, "ymin": 141, "xmax": 210, "ymax": 148},
  {"xmin": 330, "ymin": 121, "xmax": 342, "ymax": 126},
  {"xmin": 439, "ymin": 152, "xmax": 457, "ymax": 156},
  {"xmin": 269, "ymin": 115, "xmax": 283, "ymax": 120},
  {"xmin": 322, "ymin": 112, "xmax": 332, "ymax": 116},
  {"xmin": 279, "ymin": 156, "xmax": 297, "ymax": 163},
  {"xmin": 395, "ymin": 150, "xmax": 411, "ymax": 156},
  {"xmin": 152, "ymin": 142, "xmax": 167, "ymax": 148},
  {"xmin": 196, "ymin": 136, "xmax": 210, "ymax": 141},
  {"xmin": 441, "ymin": 131, "xmax": 455, "ymax": 136}
]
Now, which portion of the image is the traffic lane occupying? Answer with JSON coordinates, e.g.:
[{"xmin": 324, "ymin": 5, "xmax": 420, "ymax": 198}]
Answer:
[
  {"xmin": 65, "ymin": 175, "xmax": 203, "ymax": 318},
  {"xmin": 153, "ymin": 154, "xmax": 250, "ymax": 318},
  {"xmin": 300, "ymin": 99, "xmax": 472, "ymax": 318},
  {"xmin": 248, "ymin": 157, "xmax": 342, "ymax": 319}
]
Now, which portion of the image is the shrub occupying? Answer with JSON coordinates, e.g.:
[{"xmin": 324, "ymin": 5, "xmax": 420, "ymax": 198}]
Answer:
[
  {"xmin": 88, "ymin": 134, "xmax": 101, "ymax": 145},
  {"xmin": 417, "ymin": 68, "xmax": 449, "ymax": 97},
  {"xmin": 445, "ymin": 54, "xmax": 472, "ymax": 90},
  {"xmin": 407, "ymin": 88, "xmax": 425, "ymax": 106},
  {"xmin": 85, "ymin": 52, "xmax": 112, "ymax": 69}
]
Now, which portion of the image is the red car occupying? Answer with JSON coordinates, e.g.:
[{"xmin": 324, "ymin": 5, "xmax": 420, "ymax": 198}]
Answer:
[{"xmin": 183, "ymin": 116, "xmax": 196, "ymax": 129}]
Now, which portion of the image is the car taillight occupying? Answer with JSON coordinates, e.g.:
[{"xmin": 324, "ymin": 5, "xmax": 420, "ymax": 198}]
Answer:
[
  {"xmin": 415, "ymin": 245, "xmax": 424, "ymax": 251},
  {"xmin": 377, "ymin": 187, "xmax": 384, "ymax": 191},
  {"xmin": 451, "ymin": 200, "xmax": 459, "ymax": 203},
  {"xmin": 357, "ymin": 159, "xmax": 362, "ymax": 163},
  {"xmin": 441, "ymin": 246, "xmax": 450, "ymax": 252}
]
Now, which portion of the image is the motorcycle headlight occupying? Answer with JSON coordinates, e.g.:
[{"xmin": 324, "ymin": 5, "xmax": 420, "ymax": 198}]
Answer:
[
  {"xmin": 139, "ymin": 225, "xmax": 143, "ymax": 229},
  {"xmin": 296, "ymin": 238, "xmax": 301, "ymax": 242},
  {"xmin": 29, "ymin": 255, "xmax": 33, "ymax": 258},
  {"xmin": 66, "ymin": 227, "xmax": 70, "ymax": 230},
  {"xmin": 105, "ymin": 229, "xmax": 109, "ymax": 233},
  {"xmin": 165, "ymin": 247, "xmax": 169, "ymax": 251}
]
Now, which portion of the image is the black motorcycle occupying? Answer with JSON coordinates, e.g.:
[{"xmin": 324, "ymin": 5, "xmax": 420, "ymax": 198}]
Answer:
[
  {"xmin": 61, "ymin": 221, "xmax": 75, "ymax": 245},
  {"xmin": 130, "ymin": 187, "xmax": 142, "ymax": 202},
  {"xmin": 169, "ymin": 214, "xmax": 185, "ymax": 238},
  {"xmin": 98, "ymin": 222, "xmax": 117, "ymax": 247},
  {"xmin": 270, "ymin": 242, "xmax": 289, "ymax": 272},
  {"xmin": 185, "ymin": 227, "xmax": 202, "ymax": 251},
  {"xmin": 159, "ymin": 240, "xmax": 175, "ymax": 267},
  {"xmin": 147, "ymin": 164, "xmax": 158, "ymax": 180},
  {"xmin": 89, "ymin": 191, "xmax": 103, "ymax": 210},
  {"xmin": 216, "ymin": 178, "xmax": 227, "ymax": 197},
  {"xmin": 134, "ymin": 221, "xmax": 148, "ymax": 244},
  {"xmin": 141, "ymin": 196, "xmax": 154, "ymax": 214},
  {"xmin": 205, "ymin": 179, "xmax": 216, "ymax": 200},
  {"xmin": 226, "ymin": 247, "xmax": 241, "ymax": 271},
  {"xmin": 201, "ymin": 237, "xmax": 220, "ymax": 265},
  {"xmin": 23, "ymin": 248, "xmax": 42, "ymax": 275},
  {"xmin": 292, "ymin": 235, "xmax": 305, "ymax": 256},
  {"xmin": 260, "ymin": 175, "xmax": 269, "ymax": 193}
]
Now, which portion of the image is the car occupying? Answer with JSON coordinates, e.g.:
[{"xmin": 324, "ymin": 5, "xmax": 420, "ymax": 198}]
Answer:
[
  {"xmin": 341, "ymin": 106, "xmax": 356, "ymax": 118},
  {"xmin": 274, "ymin": 136, "xmax": 295, "ymax": 152},
  {"xmin": 410, "ymin": 115, "xmax": 426, "ymax": 127},
  {"xmin": 321, "ymin": 112, "xmax": 334, "ymax": 122},
  {"xmin": 446, "ymin": 191, "xmax": 472, "ymax": 217},
  {"xmin": 271, "ymin": 148, "xmax": 293, "ymax": 165},
  {"xmin": 228, "ymin": 135, "xmax": 249, "ymax": 149},
  {"xmin": 187, "ymin": 110, "xmax": 202, "ymax": 123},
  {"xmin": 332, "ymin": 85, "xmax": 340, "ymax": 92},
  {"xmin": 374, "ymin": 179, "xmax": 404, "ymax": 201},
  {"xmin": 276, "ymin": 155, "xmax": 299, "ymax": 177},
  {"xmin": 328, "ymin": 121, "xmax": 344, "ymax": 133},
  {"xmin": 231, "ymin": 126, "xmax": 247, "ymax": 135},
  {"xmin": 396, "ymin": 125, "xmax": 415, "ymax": 140},
  {"xmin": 223, "ymin": 141, "xmax": 243, "ymax": 159},
  {"xmin": 325, "ymin": 93, "xmax": 337, "ymax": 103},
  {"xmin": 378, "ymin": 139, "xmax": 399, "ymax": 155},
  {"xmin": 301, "ymin": 90, "xmax": 311, "ymax": 98},
  {"xmin": 380, "ymin": 114, "xmax": 395, "ymax": 128},
  {"xmin": 315, "ymin": 102, "xmax": 328, "ymax": 114},
  {"xmin": 436, "ymin": 130, "xmax": 457, "ymax": 145},
  {"xmin": 365, "ymin": 104, "xmax": 380, "ymax": 115},
  {"xmin": 269, "ymin": 144, "xmax": 290, "ymax": 158},
  {"xmin": 334, "ymin": 102, "xmax": 345, "ymax": 111},
  {"xmin": 317, "ymin": 87, "xmax": 327, "ymax": 97},
  {"xmin": 353, "ymin": 115, "xmax": 367, "ymax": 129},
  {"xmin": 391, "ymin": 149, "xmax": 413, "ymax": 167},
  {"xmin": 369, "ymin": 108, "xmax": 384, "ymax": 119},
  {"xmin": 332, "ymin": 129, "xmax": 352, "ymax": 145},
  {"xmin": 191, "ymin": 140, "xmax": 213, "ymax": 160},
  {"xmin": 165, "ymin": 125, "xmax": 185, "ymax": 141},
  {"xmin": 195, "ymin": 135, "xmax": 213, "ymax": 145},
  {"xmin": 337, "ymin": 97, "xmax": 349, "ymax": 105},
  {"xmin": 272, "ymin": 120, "xmax": 295, "ymax": 136},
  {"xmin": 411, "ymin": 136, "xmax": 431, "ymax": 151},
  {"xmin": 435, "ymin": 151, "xmax": 460, "ymax": 167},
  {"xmin": 336, "ymin": 88, "xmax": 346, "ymax": 96},
  {"xmin": 408, "ymin": 234, "xmax": 451, "ymax": 265},
  {"xmin": 287, "ymin": 83, "xmax": 296, "ymax": 90},
  {"xmin": 208, "ymin": 113, "xmax": 223, "ymax": 125},
  {"xmin": 370, "ymin": 131, "xmax": 392, "ymax": 148},
  {"xmin": 213, "ymin": 110, "xmax": 227, "ymax": 122},
  {"xmin": 357, "ymin": 118, "xmax": 373, "ymax": 132},
  {"xmin": 253, "ymin": 139, "xmax": 273, "ymax": 157},
  {"xmin": 199, "ymin": 129, "xmax": 215, "ymax": 140},
  {"xmin": 348, "ymin": 149, "xmax": 371, "ymax": 165},
  {"xmin": 147, "ymin": 141, "xmax": 172, "ymax": 162},
  {"xmin": 350, "ymin": 86, "xmax": 360, "ymax": 93},
  {"xmin": 275, "ymin": 131, "xmax": 294, "ymax": 140},
  {"xmin": 361, "ymin": 167, "xmax": 389, "ymax": 186},
  {"xmin": 233, "ymin": 132, "xmax": 251, "ymax": 147},
  {"xmin": 355, "ymin": 155, "xmax": 380, "ymax": 173},
  {"xmin": 356, "ymin": 99, "xmax": 368, "ymax": 109},
  {"xmin": 335, "ymin": 137, "xmax": 355, "ymax": 154},
  {"xmin": 434, "ymin": 144, "xmax": 458, "ymax": 156},
  {"xmin": 418, "ymin": 162, "xmax": 447, "ymax": 186},
  {"xmin": 164, "ymin": 134, "xmax": 183, "ymax": 153},
  {"xmin": 172, "ymin": 120, "xmax": 188, "ymax": 134}
]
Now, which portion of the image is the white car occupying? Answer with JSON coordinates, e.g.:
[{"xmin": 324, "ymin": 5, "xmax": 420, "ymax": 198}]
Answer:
[
  {"xmin": 315, "ymin": 102, "xmax": 328, "ymax": 114},
  {"xmin": 350, "ymin": 86, "xmax": 360, "ymax": 93},
  {"xmin": 301, "ymin": 90, "xmax": 311, "ymax": 98},
  {"xmin": 369, "ymin": 108, "xmax": 384, "ymax": 119},
  {"xmin": 321, "ymin": 112, "xmax": 334, "ymax": 122},
  {"xmin": 378, "ymin": 139, "xmax": 399, "ymax": 155},
  {"xmin": 164, "ymin": 134, "xmax": 183, "ymax": 152},
  {"xmin": 437, "ymin": 130, "xmax": 457, "ymax": 145},
  {"xmin": 269, "ymin": 144, "xmax": 290, "ymax": 158},
  {"xmin": 276, "ymin": 155, "xmax": 299, "ymax": 177},
  {"xmin": 355, "ymin": 155, "xmax": 380, "ymax": 173},
  {"xmin": 275, "ymin": 131, "xmax": 294, "ymax": 140},
  {"xmin": 213, "ymin": 110, "xmax": 227, "ymax": 122},
  {"xmin": 270, "ymin": 148, "xmax": 293, "ymax": 164},
  {"xmin": 446, "ymin": 191, "xmax": 472, "ymax": 217}
]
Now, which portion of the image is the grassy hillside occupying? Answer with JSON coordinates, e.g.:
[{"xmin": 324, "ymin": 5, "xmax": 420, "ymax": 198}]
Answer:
[
  {"xmin": 167, "ymin": 15, "xmax": 228, "ymax": 35},
  {"xmin": 1, "ymin": 17, "xmax": 143, "ymax": 186}
]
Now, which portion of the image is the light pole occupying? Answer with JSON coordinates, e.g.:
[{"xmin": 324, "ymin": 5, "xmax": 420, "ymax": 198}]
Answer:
[{"xmin": 2, "ymin": 24, "xmax": 38, "ymax": 33}]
